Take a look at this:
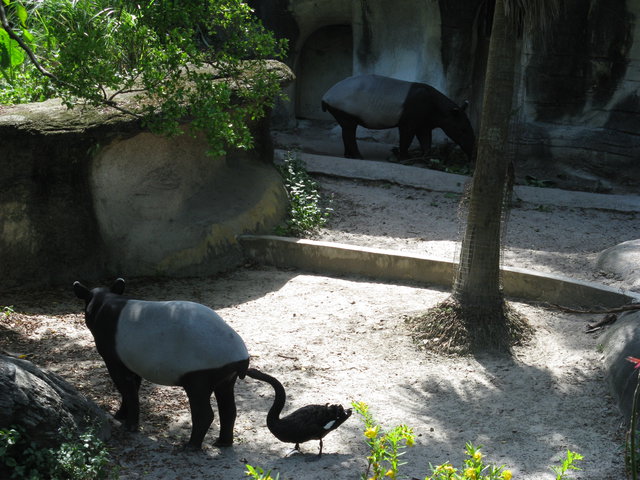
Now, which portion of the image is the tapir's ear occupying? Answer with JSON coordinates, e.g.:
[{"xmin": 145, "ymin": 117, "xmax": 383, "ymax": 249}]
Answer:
[
  {"xmin": 73, "ymin": 281, "xmax": 91, "ymax": 301},
  {"xmin": 111, "ymin": 278, "xmax": 125, "ymax": 295}
]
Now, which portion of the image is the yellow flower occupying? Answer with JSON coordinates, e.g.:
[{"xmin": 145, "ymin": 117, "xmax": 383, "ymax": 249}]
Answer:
[
  {"xmin": 364, "ymin": 426, "xmax": 379, "ymax": 439},
  {"xmin": 464, "ymin": 468, "xmax": 477, "ymax": 479},
  {"xmin": 473, "ymin": 450, "xmax": 482, "ymax": 461},
  {"xmin": 435, "ymin": 463, "xmax": 456, "ymax": 473},
  {"xmin": 502, "ymin": 470, "xmax": 513, "ymax": 480},
  {"xmin": 384, "ymin": 469, "xmax": 396, "ymax": 479},
  {"xmin": 406, "ymin": 436, "xmax": 415, "ymax": 447}
]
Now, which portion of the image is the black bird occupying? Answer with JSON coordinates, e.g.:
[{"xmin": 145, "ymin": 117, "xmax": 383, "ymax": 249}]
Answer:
[{"xmin": 246, "ymin": 368, "xmax": 352, "ymax": 456}]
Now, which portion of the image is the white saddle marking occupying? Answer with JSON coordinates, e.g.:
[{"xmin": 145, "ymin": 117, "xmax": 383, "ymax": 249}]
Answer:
[
  {"xmin": 322, "ymin": 74, "xmax": 412, "ymax": 129},
  {"xmin": 115, "ymin": 300, "xmax": 248, "ymax": 386}
]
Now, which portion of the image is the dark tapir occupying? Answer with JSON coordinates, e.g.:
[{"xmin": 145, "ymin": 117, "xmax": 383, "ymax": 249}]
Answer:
[
  {"xmin": 321, "ymin": 74, "xmax": 475, "ymax": 160},
  {"xmin": 73, "ymin": 278, "xmax": 249, "ymax": 450}
]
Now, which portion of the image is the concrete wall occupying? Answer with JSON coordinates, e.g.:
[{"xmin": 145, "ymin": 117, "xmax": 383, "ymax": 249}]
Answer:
[{"xmin": 255, "ymin": 0, "xmax": 640, "ymax": 193}]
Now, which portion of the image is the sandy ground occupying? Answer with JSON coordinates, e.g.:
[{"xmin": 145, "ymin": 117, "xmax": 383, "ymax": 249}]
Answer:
[{"xmin": 2, "ymin": 136, "xmax": 640, "ymax": 479}]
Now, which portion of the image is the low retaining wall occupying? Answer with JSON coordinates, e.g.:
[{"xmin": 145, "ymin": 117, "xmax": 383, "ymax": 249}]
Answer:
[{"xmin": 238, "ymin": 234, "xmax": 640, "ymax": 308}]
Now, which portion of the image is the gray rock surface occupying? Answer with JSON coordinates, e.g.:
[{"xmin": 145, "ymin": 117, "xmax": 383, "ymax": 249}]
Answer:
[
  {"xmin": 601, "ymin": 311, "xmax": 640, "ymax": 422},
  {"xmin": 0, "ymin": 61, "xmax": 293, "ymax": 289},
  {"xmin": 256, "ymin": 0, "xmax": 640, "ymax": 193},
  {"xmin": 597, "ymin": 239, "xmax": 640, "ymax": 290},
  {"xmin": 0, "ymin": 354, "xmax": 110, "ymax": 447}
]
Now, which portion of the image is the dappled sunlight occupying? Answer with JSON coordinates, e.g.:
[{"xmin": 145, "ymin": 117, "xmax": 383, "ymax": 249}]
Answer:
[
  {"xmin": 315, "ymin": 176, "xmax": 639, "ymax": 295},
  {"xmin": 1, "ymin": 269, "xmax": 626, "ymax": 478}
]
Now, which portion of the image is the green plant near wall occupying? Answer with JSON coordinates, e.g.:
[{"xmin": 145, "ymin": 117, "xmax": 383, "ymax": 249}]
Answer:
[
  {"xmin": 1, "ymin": 305, "xmax": 14, "ymax": 319},
  {"xmin": 0, "ymin": 426, "xmax": 115, "ymax": 480},
  {"xmin": 275, "ymin": 150, "xmax": 332, "ymax": 237}
]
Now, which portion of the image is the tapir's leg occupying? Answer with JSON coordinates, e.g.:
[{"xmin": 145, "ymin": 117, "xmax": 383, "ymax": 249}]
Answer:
[
  {"xmin": 416, "ymin": 127, "xmax": 432, "ymax": 157},
  {"xmin": 212, "ymin": 374, "xmax": 239, "ymax": 447},
  {"xmin": 182, "ymin": 376, "xmax": 216, "ymax": 450},
  {"xmin": 325, "ymin": 106, "xmax": 362, "ymax": 159},
  {"xmin": 398, "ymin": 123, "xmax": 416, "ymax": 160},
  {"xmin": 106, "ymin": 362, "xmax": 142, "ymax": 431},
  {"xmin": 340, "ymin": 120, "xmax": 361, "ymax": 159}
]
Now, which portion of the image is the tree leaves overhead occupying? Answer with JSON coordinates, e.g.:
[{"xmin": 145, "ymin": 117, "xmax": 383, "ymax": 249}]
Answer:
[{"xmin": 0, "ymin": 0, "xmax": 288, "ymax": 156}]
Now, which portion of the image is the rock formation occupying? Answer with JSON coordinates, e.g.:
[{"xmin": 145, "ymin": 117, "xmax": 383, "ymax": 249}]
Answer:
[{"xmin": 0, "ymin": 354, "xmax": 110, "ymax": 447}]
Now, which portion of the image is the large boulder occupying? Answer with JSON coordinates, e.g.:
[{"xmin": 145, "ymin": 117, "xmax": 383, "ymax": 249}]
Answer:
[
  {"xmin": 601, "ymin": 311, "xmax": 640, "ymax": 422},
  {"xmin": 0, "ymin": 355, "xmax": 110, "ymax": 447},
  {"xmin": 0, "ymin": 61, "xmax": 294, "ymax": 289},
  {"xmin": 597, "ymin": 239, "xmax": 640, "ymax": 291}
]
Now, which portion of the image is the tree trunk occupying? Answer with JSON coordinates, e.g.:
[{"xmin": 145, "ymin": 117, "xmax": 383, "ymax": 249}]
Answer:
[{"xmin": 452, "ymin": 0, "xmax": 517, "ymax": 310}]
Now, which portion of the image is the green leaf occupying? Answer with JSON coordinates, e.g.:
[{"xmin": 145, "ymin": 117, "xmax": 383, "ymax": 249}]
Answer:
[
  {"xmin": 20, "ymin": 26, "xmax": 33, "ymax": 43},
  {"xmin": 16, "ymin": 3, "xmax": 28, "ymax": 27}
]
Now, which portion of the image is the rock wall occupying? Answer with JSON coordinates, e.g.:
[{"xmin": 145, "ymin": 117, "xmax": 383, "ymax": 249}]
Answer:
[
  {"xmin": 0, "ymin": 62, "xmax": 292, "ymax": 289},
  {"xmin": 255, "ymin": 0, "xmax": 639, "ymax": 193},
  {"xmin": 516, "ymin": 0, "xmax": 640, "ymax": 193},
  {"xmin": 0, "ymin": 355, "xmax": 110, "ymax": 448}
]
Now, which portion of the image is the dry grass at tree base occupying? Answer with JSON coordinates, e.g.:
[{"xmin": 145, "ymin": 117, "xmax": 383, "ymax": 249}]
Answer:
[{"xmin": 406, "ymin": 296, "xmax": 535, "ymax": 355}]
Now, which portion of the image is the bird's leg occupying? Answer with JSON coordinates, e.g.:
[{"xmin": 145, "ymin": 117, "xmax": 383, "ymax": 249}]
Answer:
[
  {"xmin": 284, "ymin": 444, "xmax": 301, "ymax": 457},
  {"xmin": 304, "ymin": 440, "xmax": 323, "ymax": 462}
]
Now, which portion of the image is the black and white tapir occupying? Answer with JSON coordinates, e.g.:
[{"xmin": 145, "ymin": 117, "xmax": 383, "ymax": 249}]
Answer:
[
  {"xmin": 73, "ymin": 278, "xmax": 249, "ymax": 450},
  {"xmin": 321, "ymin": 74, "xmax": 475, "ymax": 160}
]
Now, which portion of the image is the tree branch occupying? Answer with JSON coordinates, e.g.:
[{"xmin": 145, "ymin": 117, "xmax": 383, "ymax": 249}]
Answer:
[
  {"xmin": 0, "ymin": 2, "xmax": 142, "ymax": 119},
  {"xmin": 0, "ymin": 3, "xmax": 57, "ymax": 81}
]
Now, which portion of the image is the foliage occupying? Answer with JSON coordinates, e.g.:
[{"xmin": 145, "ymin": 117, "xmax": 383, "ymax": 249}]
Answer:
[
  {"xmin": 351, "ymin": 401, "xmax": 582, "ymax": 480},
  {"xmin": 275, "ymin": 150, "xmax": 332, "ymax": 237},
  {"xmin": 0, "ymin": 0, "xmax": 286, "ymax": 156},
  {"xmin": 1, "ymin": 305, "xmax": 14, "ymax": 319},
  {"xmin": 353, "ymin": 401, "xmax": 415, "ymax": 480},
  {"xmin": 426, "ymin": 443, "xmax": 513, "ymax": 480},
  {"xmin": 548, "ymin": 450, "xmax": 583, "ymax": 480},
  {"xmin": 626, "ymin": 356, "xmax": 640, "ymax": 479},
  {"xmin": 0, "ymin": 425, "xmax": 115, "ymax": 479},
  {"xmin": 245, "ymin": 464, "xmax": 279, "ymax": 480}
]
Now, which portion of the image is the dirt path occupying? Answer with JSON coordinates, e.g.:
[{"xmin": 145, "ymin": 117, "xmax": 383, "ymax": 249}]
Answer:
[{"xmin": 2, "ymin": 168, "xmax": 639, "ymax": 479}]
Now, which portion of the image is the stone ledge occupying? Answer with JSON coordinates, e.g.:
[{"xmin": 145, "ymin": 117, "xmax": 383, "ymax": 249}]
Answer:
[
  {"xmin": 275, "ymin": 150, "xmax": 640, "ymax": 213},
  {"xmin": 238, "ymin": 234, "xmax": 640, "ymax": 308}
]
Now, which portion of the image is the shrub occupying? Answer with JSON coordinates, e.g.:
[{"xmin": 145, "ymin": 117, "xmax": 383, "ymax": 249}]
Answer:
[
  {"xmin": 0, "ymin": 426, "xmax": 115, "ymax": 480},
  {"xmin": 276, "ymin": 150, "xmax": 332, "ymax": 237}
]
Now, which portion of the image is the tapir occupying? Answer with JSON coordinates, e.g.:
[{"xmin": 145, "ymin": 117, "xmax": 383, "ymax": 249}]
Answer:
[
  {"xmin": 321, "ymin": 74, "xmax": 475, "ymax": 160},
  {"xmin": 73, "ymin": 278, "xmax": 249, "ymax": 450}
]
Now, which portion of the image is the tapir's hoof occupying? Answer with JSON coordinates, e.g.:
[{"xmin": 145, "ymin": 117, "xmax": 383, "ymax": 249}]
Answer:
[
  {"xmin": 213, "ymin": 437, "xmax": 233, "ymax": 448},
  {"xmin": 118, "ymin": 420, "xmax": 139, "ymax": 432},
  {"xmin": 182, "ymin": 442, "xmax": 203, "ymax": 452}
]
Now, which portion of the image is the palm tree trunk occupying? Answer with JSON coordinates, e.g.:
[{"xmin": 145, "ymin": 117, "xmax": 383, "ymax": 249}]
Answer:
[{"xmin": 452, "ymin": 0, "xmax": 517, "ymax": 310}]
